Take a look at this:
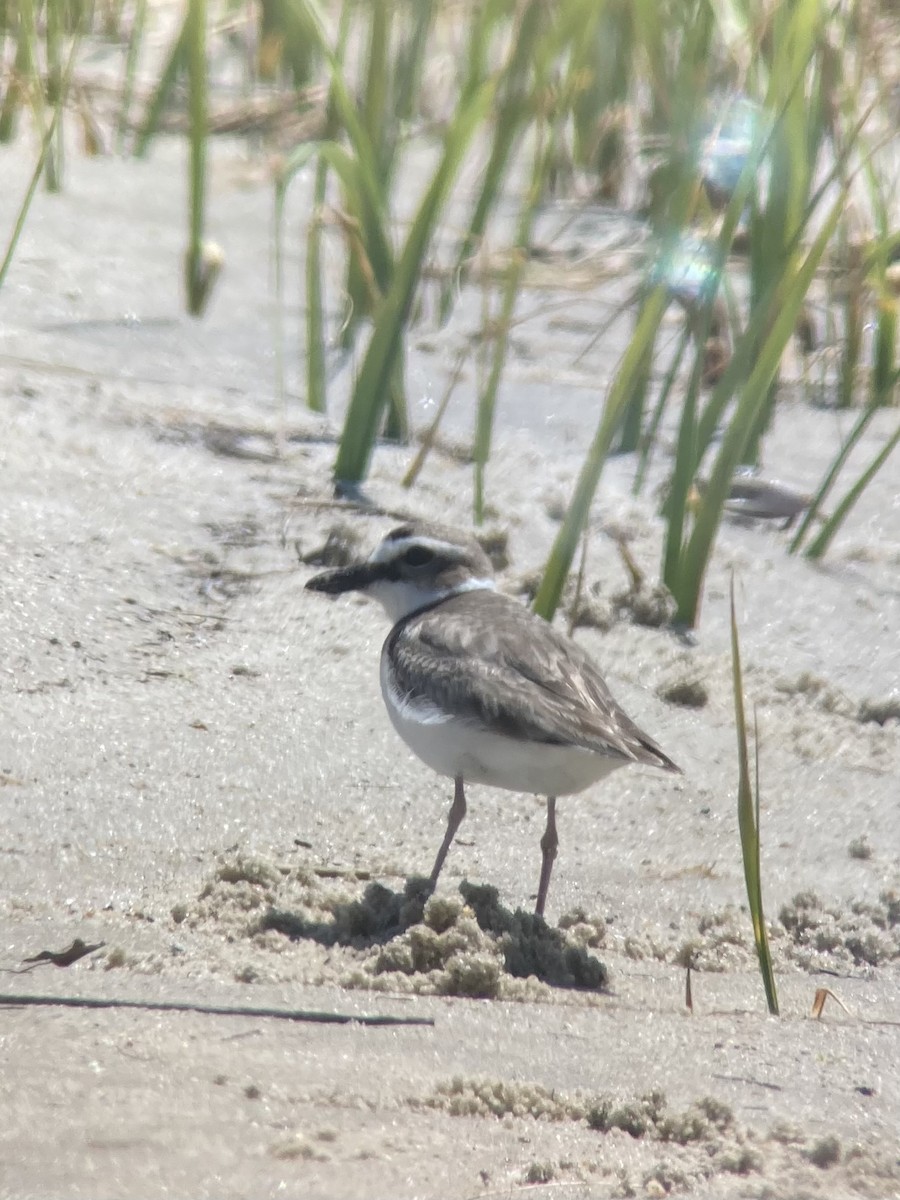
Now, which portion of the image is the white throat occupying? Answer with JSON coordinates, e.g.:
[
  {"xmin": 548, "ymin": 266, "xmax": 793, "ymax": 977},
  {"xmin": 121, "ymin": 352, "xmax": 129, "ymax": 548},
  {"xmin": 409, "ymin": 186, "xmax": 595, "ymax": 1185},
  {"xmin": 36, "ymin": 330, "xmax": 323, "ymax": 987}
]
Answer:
[{"xmin": 367, "ymin": 576, "xmax": 495, "ymax": 624}]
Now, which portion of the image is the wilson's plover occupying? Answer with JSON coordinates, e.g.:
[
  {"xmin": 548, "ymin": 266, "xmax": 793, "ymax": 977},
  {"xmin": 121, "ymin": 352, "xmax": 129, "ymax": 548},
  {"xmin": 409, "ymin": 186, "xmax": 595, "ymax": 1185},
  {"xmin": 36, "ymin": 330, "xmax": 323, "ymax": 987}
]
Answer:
[{"xmin": 306, "ymin": 521, "xmax": 679, "ymax": 916}]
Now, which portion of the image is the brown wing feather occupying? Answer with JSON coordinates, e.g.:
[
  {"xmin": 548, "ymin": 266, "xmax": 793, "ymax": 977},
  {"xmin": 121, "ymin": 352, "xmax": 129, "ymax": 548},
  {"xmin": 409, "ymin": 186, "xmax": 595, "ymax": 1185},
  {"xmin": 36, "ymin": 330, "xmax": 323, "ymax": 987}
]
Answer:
[{"xmin": 388, "ymin": 590, "xmax": 679, "ymax": 771}]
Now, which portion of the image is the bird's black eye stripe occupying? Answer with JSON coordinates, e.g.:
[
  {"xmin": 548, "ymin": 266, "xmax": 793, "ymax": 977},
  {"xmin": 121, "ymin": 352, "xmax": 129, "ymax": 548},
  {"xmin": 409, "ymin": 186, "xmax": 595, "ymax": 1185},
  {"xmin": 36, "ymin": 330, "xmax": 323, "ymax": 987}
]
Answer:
[{"xmin": 402, "ymin": 544, "xmax": 435, "ymax": 568}]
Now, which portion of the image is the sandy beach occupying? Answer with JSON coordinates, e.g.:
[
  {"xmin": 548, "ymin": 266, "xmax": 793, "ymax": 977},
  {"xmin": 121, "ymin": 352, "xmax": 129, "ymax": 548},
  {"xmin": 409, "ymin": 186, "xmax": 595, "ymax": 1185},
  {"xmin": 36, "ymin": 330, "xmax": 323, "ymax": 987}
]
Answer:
[{"xmin": 1, "ymin": 133, "xmax": 899, "ymax": 1198}]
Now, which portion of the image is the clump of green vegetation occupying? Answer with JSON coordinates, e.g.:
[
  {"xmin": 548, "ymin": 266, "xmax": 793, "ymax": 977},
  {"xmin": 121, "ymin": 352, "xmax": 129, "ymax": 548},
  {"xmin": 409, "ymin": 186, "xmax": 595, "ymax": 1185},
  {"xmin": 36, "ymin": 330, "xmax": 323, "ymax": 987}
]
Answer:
[{"xmin": 3, "ymin": 0, "xmax": 897, "ymax": 612}]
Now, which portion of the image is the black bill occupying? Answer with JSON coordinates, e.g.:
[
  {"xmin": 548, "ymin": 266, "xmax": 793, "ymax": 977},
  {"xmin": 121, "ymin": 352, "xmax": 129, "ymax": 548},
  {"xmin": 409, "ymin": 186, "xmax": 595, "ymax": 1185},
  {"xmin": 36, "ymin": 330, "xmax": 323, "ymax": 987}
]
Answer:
[{"xmin": 305, "ymin": 561, "xmax": 380, "ymax": 594}]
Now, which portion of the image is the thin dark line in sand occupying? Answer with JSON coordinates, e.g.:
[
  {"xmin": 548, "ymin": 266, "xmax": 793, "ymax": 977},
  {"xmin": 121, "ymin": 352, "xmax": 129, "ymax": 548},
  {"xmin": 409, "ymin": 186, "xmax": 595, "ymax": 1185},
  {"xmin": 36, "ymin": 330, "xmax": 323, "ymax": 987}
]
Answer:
[{"xmin": 0, "ymin": 992, "xmax": 434, "ymax": 1028}]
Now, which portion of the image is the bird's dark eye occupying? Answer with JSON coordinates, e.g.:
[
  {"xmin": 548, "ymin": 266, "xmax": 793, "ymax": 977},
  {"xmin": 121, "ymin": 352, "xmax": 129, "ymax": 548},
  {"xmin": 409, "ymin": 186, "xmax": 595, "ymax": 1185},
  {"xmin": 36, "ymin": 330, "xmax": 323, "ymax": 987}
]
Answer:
[{"xmin": 402, "ymin": 544, "xmax": 434, "ymax": 568}]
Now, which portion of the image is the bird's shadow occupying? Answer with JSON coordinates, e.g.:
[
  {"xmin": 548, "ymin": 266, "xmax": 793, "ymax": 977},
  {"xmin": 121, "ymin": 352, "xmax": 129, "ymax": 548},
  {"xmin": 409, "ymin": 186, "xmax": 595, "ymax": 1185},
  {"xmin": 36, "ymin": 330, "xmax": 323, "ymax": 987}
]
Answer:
[{"xmin": 260, "ymin": 876, "xmax": 608, "ymax": 992}]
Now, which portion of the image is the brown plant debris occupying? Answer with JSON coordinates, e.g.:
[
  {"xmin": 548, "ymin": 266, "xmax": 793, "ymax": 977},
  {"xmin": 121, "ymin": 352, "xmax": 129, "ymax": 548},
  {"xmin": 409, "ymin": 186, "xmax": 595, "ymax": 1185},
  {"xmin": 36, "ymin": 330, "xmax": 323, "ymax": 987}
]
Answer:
[
  {"xmin": 811, "ymin": 987, "xmax": 851, "ymax": 1020},
  {"xmin": 10, "ymin": 938, "xmax": 106, "ymax": 972}
]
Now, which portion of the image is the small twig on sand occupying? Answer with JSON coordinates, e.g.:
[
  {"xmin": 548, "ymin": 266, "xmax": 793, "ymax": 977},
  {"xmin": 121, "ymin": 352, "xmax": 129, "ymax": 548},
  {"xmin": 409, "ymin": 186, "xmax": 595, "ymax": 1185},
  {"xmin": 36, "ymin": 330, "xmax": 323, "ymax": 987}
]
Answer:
[{"xmin": 0, "ymin": 992, "xmax": 434, "ymax": 1028}]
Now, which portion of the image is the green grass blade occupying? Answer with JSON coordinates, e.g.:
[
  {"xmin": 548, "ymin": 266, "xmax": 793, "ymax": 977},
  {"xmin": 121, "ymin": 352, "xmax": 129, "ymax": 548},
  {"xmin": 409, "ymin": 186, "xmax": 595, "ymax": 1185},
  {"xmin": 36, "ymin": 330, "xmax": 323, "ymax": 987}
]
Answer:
[
  {"xmin": 384, "ymin": 347, "xmax": 409, "ymax": 444},
  {"xmin": 291, "ymin": 0, "xmax": 385, "ymax": 223},
  {"xmin": 184, "ymin": 0, "xmax": 210, "ymax": 316},
  {"xmin": 472, "ymin": 249, "xmax": 524, "ymax": 524},
  {"xmin": 570, "ymin": 0, "xmax": 632, "ymax": 194},
  {"xmin": 473, "ymin": 105, "xmax": 554, "ymax": 522},
  {"xmin": 134, "ymin": 15, "xmax": 187, "ymax": 158},
  {"xmin": 802, "ymin": 410, "xmax": 900, "ymax": 561},
  {"xmin": 673, "ymin": 194, "xmax": 844, "ymax": 626},
  {"xmin": 402, "ymin": 352, "xmax": 466, "ymax": 489},
  {"xmin": 393, "ymin": 0, "xmax": 435, "ymax": 126},
  {"xmin": 337, "ymin": 0, "xmax": 393, "ymax": 342},
  {"xmin": 656, "ymin": 115, "xmax": 767, "ymax": 591},
  {"xmin": 277, "ymin": 137, "xmax": 394, "ymax": 303},
  {"xmin": 264, "ymin": 0, "xmax": 317, "ymax": 88},
  {"xmin": 275, "ymin": 137, "xmax": 376, "ymax": 414},
  {"xmin": 293, "ymin": 0, "xmax": 396, "ymax": 349},
  {"xmin": 361, "ymin": 0, "xmax": 390, "ymax": 176},
  {"xmin": 661, "ymin": 345, "xmax": 702, "ymax": 602},
  {"xmin": 532, "ymin": 285, "xmax": 668, "ymax": 621},
  {"xmin": 633, "ymin": 321, "xmax": 691, "ymax": 495},
  {"xmin": 788, "ymin": 397, "xmax": 879, "ymax": 553},
  {"xmin": 439, "ymin": 0, "xmax": 546, "ymax": 321},
  {"xmin": 304, "ymin": 168, "xmax": 328, "ymax": 414},
  {"xmin": 0, "ymin": 0, "xmax": 31, "ymax": 143},
  {"xmin": 872, "ymin": 297, "xmax": 897, "ymax": 405},
  {"xmin": 333, "ymin": 79, "xmax": 496, "ymax": 487},
  {"xmin": 296, "ymin": 0, "xmax": 353, "ymax": 416},
  {"xmin": 116, "ymin": 0, "xmax": 147, "ymax": 153},
  {"xmin": 0, "ymin": 32, "xmax": 79, "ymax": 289},
  {"xmin": 836, "ymin": 237, "xmax": 864, "ymax": 411},
  {"xmin": 730, "ymin": 578, "xmax": 779, "ymax": 1016},
  {"xmin": 45, "ymin": 0, "xmax": 63, "ymax": 190}
]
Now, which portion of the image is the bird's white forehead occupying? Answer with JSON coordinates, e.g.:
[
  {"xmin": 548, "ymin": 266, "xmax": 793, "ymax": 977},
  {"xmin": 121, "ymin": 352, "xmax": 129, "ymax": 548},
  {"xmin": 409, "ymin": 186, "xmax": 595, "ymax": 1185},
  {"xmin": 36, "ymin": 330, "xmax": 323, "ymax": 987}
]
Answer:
[{"xmin": 369, "ymin": 534, "xmax": 461, "ymax": 565}]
